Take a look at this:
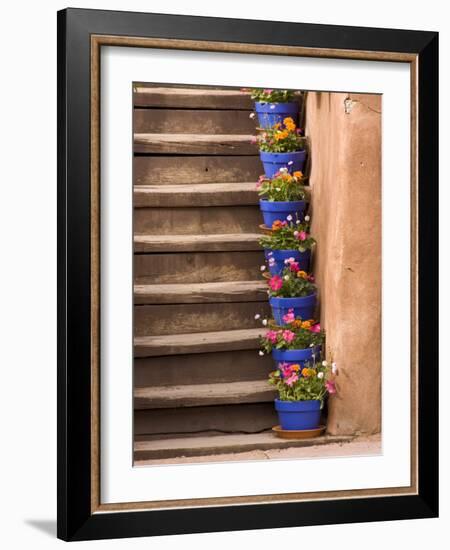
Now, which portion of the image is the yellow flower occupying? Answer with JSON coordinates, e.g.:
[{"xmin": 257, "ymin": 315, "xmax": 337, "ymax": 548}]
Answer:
[
  {"xmin": 275, "ymin": 130, "xmax": 289, "ymax": 141},
  {"xmin": 297, "ymin": 270, "xmax": 308, "ymax": 279},
  {"xmin": 291, "ymin": 364, "xmax": 300, "ymax": 372},
  {"xmin": 283, "ymin": 117, "xmax": 296, "ymax": 131},
  {"xmin": 301, "ymin": 320, "xmax": 312, "ymax": 329},
  {"xmin": 293, "ymin": 171, "xmax": 303, "ymax": 179},
  {"xmin": 302, "ymin": 367, "xmax": 316, "ymax": 377}
]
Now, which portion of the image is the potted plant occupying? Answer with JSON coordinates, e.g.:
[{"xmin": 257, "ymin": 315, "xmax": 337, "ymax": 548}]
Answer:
[
  {"xmin": 249, "ymin": 88, "xmax": 299, "ymax": 129},
  {"xmin": 259, "ymin": 314, "xmax": 324, "ymax": 369},
  {"xmin": 267, "ymin": 258, "xmax": 317, "ymax": 324},
  {"xmin": 257, "ymin": 169, "xmax": 308, "ymax": 226},
  {"xmin": 254, "ymin": 117, "xmax": 307, "ymax": 177},
  {"xmin": 260, "ymin": 217, "xmax": 315, "ymax": 275},
  {"xmin": 269, "ymin": 358, "xmax": 337, "ymax": 430}
]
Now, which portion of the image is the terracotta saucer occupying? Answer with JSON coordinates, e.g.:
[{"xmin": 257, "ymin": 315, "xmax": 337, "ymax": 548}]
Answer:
[
  {"xmin": 262, "ymin": 271, "xmax": 271, "ymax": 280},
  {"xmin": 259, "ymin": 223, "xmax": 273, "ymax": 235},
  {"xmin": 272, "ymin": 425, "xmax": 326, "ymax": 440}
]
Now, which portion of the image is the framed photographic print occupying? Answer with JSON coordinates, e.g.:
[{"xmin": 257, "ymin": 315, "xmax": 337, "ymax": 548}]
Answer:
[{"xmin": 57, "ymin": 8, "xmax": 438, "ymax": 541}]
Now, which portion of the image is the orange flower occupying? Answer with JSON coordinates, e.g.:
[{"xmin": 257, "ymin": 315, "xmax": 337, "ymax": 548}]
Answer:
[
  {"xmin": 297, "ymin": 270, "xmax": 308, "ymax": 279},
  {"xmin": 291, "ymin": 364, "xmax": 300, "ymax": 372},
  {"xmin": 302, "ymin": 367, "xmax": 316, "ymax": 377},
  {"xmin": 283, "ymin": 117, "xmax": 296, "ymax": 131},
  {"xmin": 301, "ymin": 320, "xmax": 313, "ymax": 329},
  {"xmin": 271, "ymin": 220, "xmax": 283, "ymax": 231},
  {"xmin": 291, "ymin": 319, "xmax": 303, "ymax": 329},
  {"xmin": 293, "ymin": 171, "xmax": 303, "ymax": 179}
]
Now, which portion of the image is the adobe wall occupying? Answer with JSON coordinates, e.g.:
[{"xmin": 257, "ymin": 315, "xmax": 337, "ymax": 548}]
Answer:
[{"xmin": 306, "ymin": 92, "xmax": 382, "ymax": 435}]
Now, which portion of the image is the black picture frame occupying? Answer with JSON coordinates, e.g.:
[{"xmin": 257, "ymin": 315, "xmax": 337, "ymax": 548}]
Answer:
[{"xmin": 57, "ymin": 7, "xmax": 438, "ymax": 541}]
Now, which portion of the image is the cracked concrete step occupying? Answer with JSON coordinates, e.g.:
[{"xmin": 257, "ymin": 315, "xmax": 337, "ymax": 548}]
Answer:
[
  {"xmin": 134, "ymin": 380, "xmax": 276, "ymax": 410},
  {"xmin": 134, "ymin": 109, "xmax": 256, "ymax": 134},
  {"xmin": 134, "ymin": 233, "xmax": 262, "ymax": 253},
  {"xmin": 134, "ymin": 280, "xmax": 267, "ymax": 304},
  {"xmin": 134, "ymin": 301, "xmax": 270, "ymax": 337},
  {"xmin": 134, "ymin": 204, "xmax": 262, "ymax": 235},
  {"xmin": 134, "ymin": 133, "xmax": 257, "ymax": 155},
  {"xmin": 134, "ymin": 327, "xmax": 264, "ymax": 357},
  {"xmin": 134, "ymin": 251, "xmax": 264, "ymax": 284},
  {"xmin": 133, "ymin": 86, "xmax": 252, "ymax": 109},
  {"xmin": 134, "ymin": 156, "xmax": 262, "ymax": 185},
  {"xmin": 134, "ymin": 182, "xmax": 258, "ymax": 208},
  {"xmin": 134, "ymin": 403, "xmax": 277, "ymax": 437},
  {"xmin": 135, "ymin": 349, "xmax": 271, "ymax": 387},
  {"xmin": 134, "ymin": 432, "xmax": 353, "ymax": 461}
]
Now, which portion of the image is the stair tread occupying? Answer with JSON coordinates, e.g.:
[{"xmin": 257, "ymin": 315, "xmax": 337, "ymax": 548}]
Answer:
[
  {"xmin": 134, "ymin": 327, "xmax": 264, "ymax": 357},
  {"xmin": 134, "ymin": 232, "xmax": 261, "ymax": 253},
  {"xmin": 134, "ymin": 280, "xmax": 267, "ymax": 304},
  {"xmin": 134, "ymin": 87, "xmax": 252, "ymax": 109},
  {"xmin": 134, "ymin": 182, "xmax": 258, "ymax": 207},
  {"xmin": 134, "ymin": 380, "xmax": 275, "ymax": 409},
  {"xmin": 134, "ymin": 432, "xmax": 353, "ymax": 460}
]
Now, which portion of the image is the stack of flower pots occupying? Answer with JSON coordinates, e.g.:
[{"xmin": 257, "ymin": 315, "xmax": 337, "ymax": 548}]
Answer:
[{"xmin": 249, "ymin": 88, "xmax": 337, "ymax": 436}]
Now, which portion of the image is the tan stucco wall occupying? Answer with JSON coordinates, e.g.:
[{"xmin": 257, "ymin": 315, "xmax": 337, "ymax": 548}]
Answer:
[{"xmin": 306, "ymin": 92, "xmax": 382, "ymax": 435}]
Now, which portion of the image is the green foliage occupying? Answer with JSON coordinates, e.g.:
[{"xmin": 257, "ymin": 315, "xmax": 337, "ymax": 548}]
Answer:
[
  {"xmin": 260, "ymin": 323, "xmax": 324, "ymax": 354},
  {"xmin": 259, "ymin": 221, "xmax": 315, "ymax": 252},
  {"xmin": 250, "ymin": 88, "xmax": 296, "ymax": 103},
  {"xmin": 257, "ymin": 170, "xmax": 307, "ymax": 202},
  {"xmin": 268, "ymin": 265, "xmax": 316, "ymax": 298}
]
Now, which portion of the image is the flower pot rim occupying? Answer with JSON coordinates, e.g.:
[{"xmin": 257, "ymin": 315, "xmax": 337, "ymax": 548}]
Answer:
[
  {"xmin": 260, "ymin": 150, "xmax": 305, "ymax": 157},
  {"xmin": 269, "ymin": 292, "xmax": 317, "ymax": 302}
]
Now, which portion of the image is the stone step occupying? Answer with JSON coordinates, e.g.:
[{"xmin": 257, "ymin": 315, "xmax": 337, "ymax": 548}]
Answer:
[
  {"xmin": 134, "ymin": 403, "xmax": 276, "ymax": 437},
  {"xmin": 134, "ymin": 108, "xmax": 256, "ymax": 134},
  {"xmin": 134, "ymin": 233, "xmax": 262, "ymax": 253},
  {"xmin": 134, "ymin": 182, "xmax": 258, "ymax": 208},
  {"xmin": 134, "ymin": 280, "xmax": 267, "ymax": 304},
  {"xmin": 134, "ymin": 432, "xmax": 352, "ymax": 461},
  {"xmin": 134, "ymin": 156, "xmax": 262, "ymax": 185},
  {"xmin": 133, "ymin": 86, "xmax": 252, "ymax": 109},
  {"xmin": 135, "ymin": 349, "xmax": 271, "ymax": 387},
  {"xmin": 134, "ymin": 133, "xmax": 257, "ymax": 155},
  {"xmin": 134, "ymin": 205, "xmax": 263, "ymax": 235},
  {"xmin": 134, "ymin": 251, "xmax": 264, "ymax": 283},
  {"xmin": 134, "ymin": 380, "xmax": 276, "ymax": 410},
  {"xmin": 134, "ymin": 301, "xmax": 270, "ymax": 337},
  {"xmin": 134, "ymin": 327, "xmax": 264, "ymax": 357}
]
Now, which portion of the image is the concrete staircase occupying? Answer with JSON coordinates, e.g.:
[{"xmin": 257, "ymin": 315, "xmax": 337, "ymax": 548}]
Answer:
[{"xmin": 133, "ymin": 85, "xmax": 278, "ymax": 461}]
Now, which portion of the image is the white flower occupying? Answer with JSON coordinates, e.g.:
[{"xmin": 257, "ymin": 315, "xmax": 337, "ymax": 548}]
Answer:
[
  {"xmin": 309, "ymin": 343, "xmax": 314, "ymax": 347},
  {"xmin": 275, "ymin": 187, "xmax": 281, "ymax": 191},
  {"xmin": 304, "ymin": 215, "xmax": 310, "ymax": 222},
  {"xmin": 296, "ymin": 220, "xmax": 301, "ymax": 224},
  {"xmin": 269, "ymin": 259, "xmax": 275, "ymax": 266},
  {"xmin": 267, "ymin": 290, "xmax": 270, "ymax": 295},
  {"xmin": 254, "ymin": 314, "xmax": 261, "ymax": 320},
  {"xmin": 270, "ymin": 104, "xmax": 276, "ymax": 109},
  {"xmin": 284, "ymin": 259, "xmax": 289, "ymax": 265},
  {"xmin": 259, "ymin": 350, "xmax": 265, "ymax": 356},
  {"xmin": 288, "ymin": 257, "xmax": 295, "ymax": 262},
  {"xmin": 260, "ymin": 265, "xmax": 266, "ymax": 271},
  {"xmin": 284, "ymin": 275, "xmax": 290, "ymax": 281},
  {"xmin": 249, "ymin": 112, "xmax": 255, "ymax": 119},
  {"xmin": 288, "ymin": 160, "xmax": 294, "ymax": 165},
  {"xmin": 317, "ymin": 372, "xmax": 324, "ymax": 379},
  {"xmin": 286, "ymin": 214, "xmax": 293, "ymax": 221},
  {"xmin": 279, "ymin": 167, "xmax": 288, "ymax": 173},
  {"xmin": 322, "ymin": 360, "xmax": 328, "ymax": 367},
  {"xmin": 262, "ymin": 319, "xmax": 268, "ymax": 326},
  {"xmin": 332, "ymin": 362, "xmax": 338, "ymax": 374},
  {"xmin": 267, "ymin": 251, "xmax": 273, "ymax": 256},
  {"xmin": 294, "ymin": 231, "xmax": 299, "ymax": 237}
]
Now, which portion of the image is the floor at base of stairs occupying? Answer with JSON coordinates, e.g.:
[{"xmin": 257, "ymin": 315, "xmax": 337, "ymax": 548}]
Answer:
[{"xmin": 134, "ymin": 433, "xmax": 381, "ymax": 466}]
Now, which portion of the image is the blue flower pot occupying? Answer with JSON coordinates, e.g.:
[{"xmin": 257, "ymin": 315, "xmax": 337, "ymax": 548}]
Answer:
[
  {"xmin": 269, "ymin": 294, "xmax": 317, "ymax": 325},
  {"xmin": 260, "ymin": 150, "xmax": 306, "ymax": 178},
  {"xmin": 272, "ymin": 347, "xmax": 322, "ymax": 370},
  {"xmin": 259, "ymin": 199, "xmax": 306, "ymax": 226},
  {"xmin": 275, "ymin": 399, "xmax": 321, "ymax": 430},
  {"xmin": 255, "ymin": 102, "xmax": 299, "ymax": 129},
  {"xmin": 264, "ymin": 249, "xmax": 311, "ymax": 276}
]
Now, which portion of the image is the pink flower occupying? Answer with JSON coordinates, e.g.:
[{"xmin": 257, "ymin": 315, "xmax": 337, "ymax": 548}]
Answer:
[
  {"xmin": 282, "ymin": 309, "xmax": 295, "ymax": 324},
  {"xmin": 309, "ymin": 323, "xmax": 321, "ymax": 333},
  {"xmin": 264, "ymin": 89, "xmax": 273, "ymax": 94},
  {"xmin": 282, "ymin": 330, "xmax": 295, "ymax": 343},
  {"xmin": 285, "ymin": 373, "xmax": 299, "ymax": 386},
  {"xmin": 308, "ymin": 274, "xmax": 315, "ymax": 282},
  {"xmin": 269, "ymin": 275, "xmax": 283, "ymax": 291},
  {"xmin": 250, "ymin": 136, "xmax": 257, "ymax": 144},
  {"xmin": 325, "ymin": 380, "xmax": 337, "ymax": 394},
  {"xmin": 296, "ymin": 231, "xmax": 307, "ymax": 241},
  {"xmin": 265, "ymin": 330, "xmax": 278, "ymax": 344},
  {"xmin": 289, "ymin": 261, "xmax": 300, "ymax": 273}
]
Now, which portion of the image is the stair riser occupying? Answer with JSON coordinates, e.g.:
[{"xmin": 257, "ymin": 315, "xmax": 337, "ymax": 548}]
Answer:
[
  {"xmin": 134, "ymin": 156, "xmax": 262, "ymax": 185},
  {"xmin": 134, "ymin": 403, "xmax": 277, "ymax": 437},
  {"xmin": 134, "ymin": 134, "xmax": 257, "ymax": 155},
  {"xmin": 134, "ymin": 302, "xmax": 271, "ymax": 337},
  {"xmin": 135, "ymin": 349, "xmax": 271, "ymax": 387},
  {"xmin": 134, "ymin": 109, "xmax": 255, "ymax": 134},
  {"xmin": 134, "ymin": 251, "xmax": 265, "ymax": 283},
  {"xmin": 134, "ymin": 205, "xmax": 263, "ymax": 235}
]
